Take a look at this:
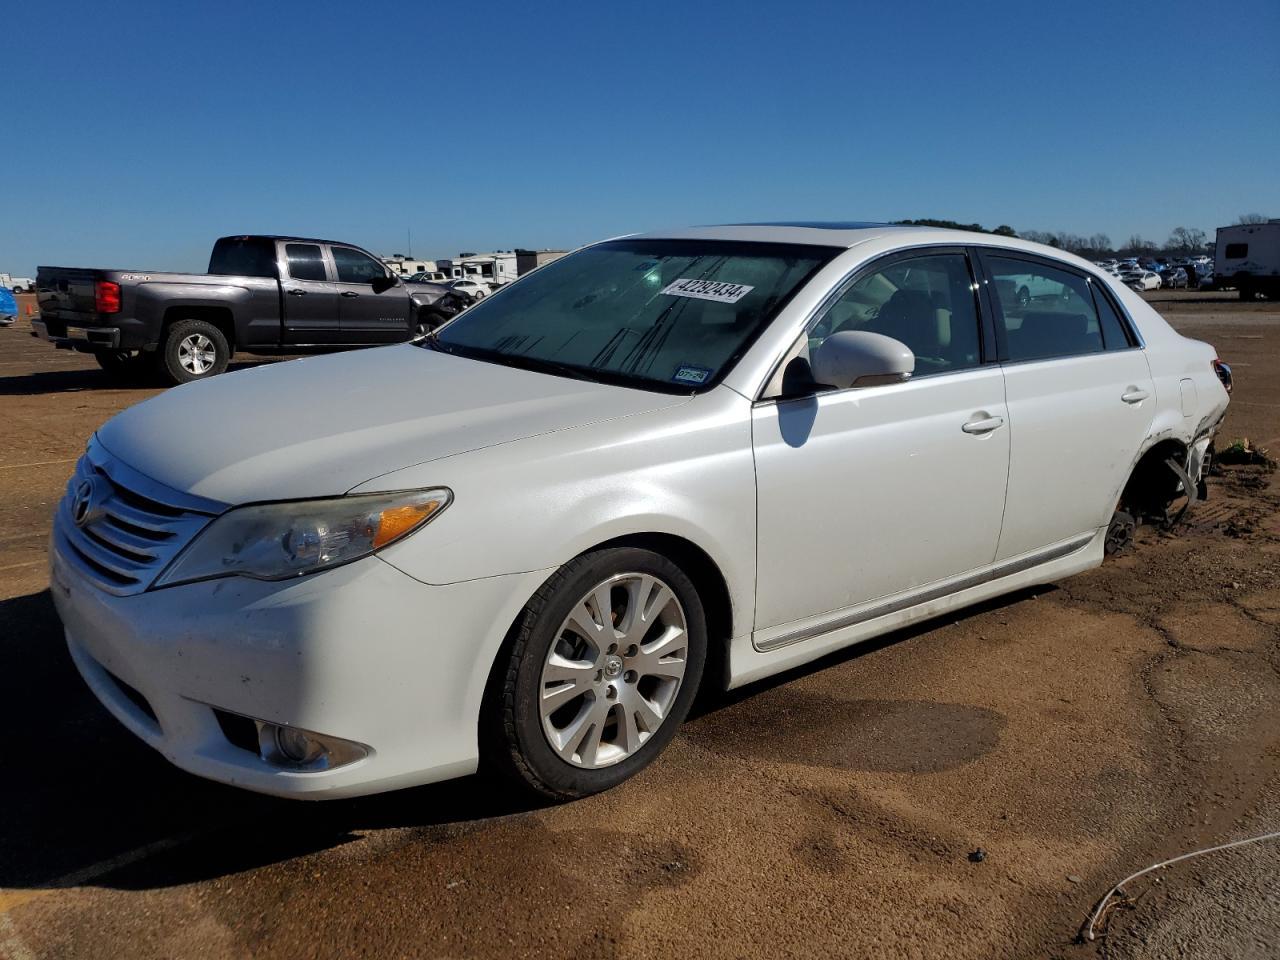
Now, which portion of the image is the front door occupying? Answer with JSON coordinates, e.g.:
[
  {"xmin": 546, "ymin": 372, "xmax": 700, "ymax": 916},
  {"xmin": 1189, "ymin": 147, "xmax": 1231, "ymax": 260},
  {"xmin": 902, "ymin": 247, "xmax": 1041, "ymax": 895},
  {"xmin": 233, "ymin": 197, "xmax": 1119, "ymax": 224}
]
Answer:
[
  {"xmin": 752, "ymin": 250, "xmax": 1010, "ymax": 647},
  {"xmin": 280, "ymin": 242, "xmax": 342, "ymax": 344},
  {"xmin": 977, "ymin": 250, "xmax": 1156, "ymax": 561},
  {"xmin": 331, "ymin": 245, "xmax": 413, "ymax": 343}
]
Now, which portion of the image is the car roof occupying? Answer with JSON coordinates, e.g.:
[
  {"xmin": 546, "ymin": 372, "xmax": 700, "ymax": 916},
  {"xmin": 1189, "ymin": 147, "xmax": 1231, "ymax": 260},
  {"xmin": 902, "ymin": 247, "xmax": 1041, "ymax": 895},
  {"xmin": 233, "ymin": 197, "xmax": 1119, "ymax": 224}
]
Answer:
[
  {"xmin": 620, "ymin": 222, "xmax": 1106, "ymax": 270},
  {"xmin": 217, "ymin": 234, "xmax": 368, "ymax": 248}
]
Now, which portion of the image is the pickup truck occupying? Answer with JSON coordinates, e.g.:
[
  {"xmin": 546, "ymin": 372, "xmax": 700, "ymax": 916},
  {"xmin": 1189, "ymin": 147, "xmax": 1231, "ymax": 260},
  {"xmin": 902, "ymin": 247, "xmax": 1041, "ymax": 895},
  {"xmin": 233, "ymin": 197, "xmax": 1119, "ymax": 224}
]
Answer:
[{"xmin": 32, "ymin": 235, "xmax": 472, "ymax": 384}]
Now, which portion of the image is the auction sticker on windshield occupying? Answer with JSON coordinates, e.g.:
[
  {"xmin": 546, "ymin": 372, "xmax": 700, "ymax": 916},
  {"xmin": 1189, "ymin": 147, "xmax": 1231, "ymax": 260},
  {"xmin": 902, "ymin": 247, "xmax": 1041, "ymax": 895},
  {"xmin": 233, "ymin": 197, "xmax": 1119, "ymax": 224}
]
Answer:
[{"xmin": 660, "ymin": 278, "xmax": 754, "ymax": 304}]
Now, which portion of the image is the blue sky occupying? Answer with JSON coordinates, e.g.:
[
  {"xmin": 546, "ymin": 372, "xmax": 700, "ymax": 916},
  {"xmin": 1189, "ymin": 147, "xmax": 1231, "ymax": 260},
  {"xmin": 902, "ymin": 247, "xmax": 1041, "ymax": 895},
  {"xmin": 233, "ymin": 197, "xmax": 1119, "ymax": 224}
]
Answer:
[{"xmin": 4, "ymin": 0, "xmax": 1277, "ymax": 276}]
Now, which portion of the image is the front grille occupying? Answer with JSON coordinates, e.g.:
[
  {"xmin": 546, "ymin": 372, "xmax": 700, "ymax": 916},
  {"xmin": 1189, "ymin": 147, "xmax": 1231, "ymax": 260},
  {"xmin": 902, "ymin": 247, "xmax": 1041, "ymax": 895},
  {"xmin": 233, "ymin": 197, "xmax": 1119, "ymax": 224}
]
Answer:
[{"xmin": 54, "ymin": 444, "xmax": 218, "ymax": 596}]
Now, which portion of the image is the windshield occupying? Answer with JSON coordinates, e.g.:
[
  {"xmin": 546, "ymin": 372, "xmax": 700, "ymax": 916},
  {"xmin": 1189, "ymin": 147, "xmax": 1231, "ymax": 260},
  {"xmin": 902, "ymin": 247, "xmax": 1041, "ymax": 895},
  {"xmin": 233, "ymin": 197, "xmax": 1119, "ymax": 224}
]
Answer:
[{"xmin": 429, "ymin": 239, "xmax": 839, "ymax": 392}]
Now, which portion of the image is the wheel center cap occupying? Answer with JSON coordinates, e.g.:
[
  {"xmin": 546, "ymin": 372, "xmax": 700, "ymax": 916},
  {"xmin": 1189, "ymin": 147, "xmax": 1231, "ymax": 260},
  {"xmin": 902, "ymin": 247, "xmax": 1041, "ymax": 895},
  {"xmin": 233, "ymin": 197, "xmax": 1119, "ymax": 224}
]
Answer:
[{"xmin": 603, "ymin": 655, "xmax": 624, "ymax": 680}]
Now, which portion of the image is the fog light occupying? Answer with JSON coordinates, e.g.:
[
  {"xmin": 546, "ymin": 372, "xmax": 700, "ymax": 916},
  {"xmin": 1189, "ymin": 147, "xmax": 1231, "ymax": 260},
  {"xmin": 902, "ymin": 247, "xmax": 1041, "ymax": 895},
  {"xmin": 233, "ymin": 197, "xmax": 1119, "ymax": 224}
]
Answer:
[
  {"xmin": 275, "ymin": 726, "xmax": 324, "ymax": 765},
  {"xmin": 256, "ymin": 721, "xmax": 370, "ymax": 771}
]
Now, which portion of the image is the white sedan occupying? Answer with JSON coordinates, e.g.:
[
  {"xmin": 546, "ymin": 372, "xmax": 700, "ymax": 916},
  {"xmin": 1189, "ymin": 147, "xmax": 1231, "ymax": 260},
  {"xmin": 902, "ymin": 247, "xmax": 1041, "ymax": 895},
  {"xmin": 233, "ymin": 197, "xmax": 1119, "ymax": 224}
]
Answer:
[
  {"xmin": 445, "ymin": 278, "xmax": 491, "ymax": 299},
  {"xmin": 50, "ymin": 223, "xmax": 1230, "ymax": 799},
  {"xmin": 1128, "ymin": 270, "xmax": 1163, "ymax": 291}
]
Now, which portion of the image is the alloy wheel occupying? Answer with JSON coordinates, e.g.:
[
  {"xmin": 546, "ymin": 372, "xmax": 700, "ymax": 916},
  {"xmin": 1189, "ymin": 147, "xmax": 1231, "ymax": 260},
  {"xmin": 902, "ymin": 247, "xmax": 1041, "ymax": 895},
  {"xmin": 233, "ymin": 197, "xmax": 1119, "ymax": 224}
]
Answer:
[
  {"xmin": 177, "ymin": 333, "xmax": 216, "ymax": 375},
  {"xmin": 538, "ymin": 572, "xmax": 689, "ymax": 768}
]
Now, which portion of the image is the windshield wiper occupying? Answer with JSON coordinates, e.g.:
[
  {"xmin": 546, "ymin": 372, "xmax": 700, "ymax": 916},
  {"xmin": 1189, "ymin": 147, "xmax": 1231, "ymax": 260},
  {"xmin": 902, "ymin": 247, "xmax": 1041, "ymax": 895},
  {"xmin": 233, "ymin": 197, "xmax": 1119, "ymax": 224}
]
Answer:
[{"xmin": 504, "ymin": 354, "xmax": 610, "ymax": 384}]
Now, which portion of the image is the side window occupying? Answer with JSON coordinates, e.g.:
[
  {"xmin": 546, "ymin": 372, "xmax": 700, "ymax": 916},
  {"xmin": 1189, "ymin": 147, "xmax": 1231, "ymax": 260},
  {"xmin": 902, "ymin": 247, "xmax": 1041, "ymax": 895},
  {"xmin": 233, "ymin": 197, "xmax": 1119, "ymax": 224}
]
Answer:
[
  {"xmin": 285, "ymin": 243, "xmax": 328, "ymax": 282},
  {"xmin": 810, "ymin": 253, "xmax": 982, "ymax": 375},
  {"xmin": 1091, "ymin": 284, "xmax": 1134, "ymax": 350},
  {"xmin": 986, "ymin": 256, "xmax": 1103, "ymax": 361},
  {"xmin": 332, "ymin": 247, "xmax": 388, "ymax": 284},
  {"xmin": 209, "ymin": 237, "xmax": 277, "ymax": 277},
  {"xmin": 1224, "ymin": 243, "xmax": 1248, "ymax": 259}
]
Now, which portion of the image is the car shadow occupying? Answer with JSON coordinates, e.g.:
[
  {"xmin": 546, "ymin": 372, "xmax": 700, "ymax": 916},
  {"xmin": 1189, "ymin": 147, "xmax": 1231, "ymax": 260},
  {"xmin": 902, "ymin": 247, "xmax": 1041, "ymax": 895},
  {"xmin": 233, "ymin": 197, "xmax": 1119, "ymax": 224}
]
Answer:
[{"xmin": 0, "ymin": 583, "xmax": 1052, "ymax": 894}]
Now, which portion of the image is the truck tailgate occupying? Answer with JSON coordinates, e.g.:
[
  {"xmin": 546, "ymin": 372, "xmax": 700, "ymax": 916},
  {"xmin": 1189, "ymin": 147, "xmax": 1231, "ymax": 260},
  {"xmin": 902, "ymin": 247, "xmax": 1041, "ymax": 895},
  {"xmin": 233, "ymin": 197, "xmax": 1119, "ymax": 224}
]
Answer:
[{"xmin": 36, "ymin": 268, "xmax": 102, "ymax": 332}]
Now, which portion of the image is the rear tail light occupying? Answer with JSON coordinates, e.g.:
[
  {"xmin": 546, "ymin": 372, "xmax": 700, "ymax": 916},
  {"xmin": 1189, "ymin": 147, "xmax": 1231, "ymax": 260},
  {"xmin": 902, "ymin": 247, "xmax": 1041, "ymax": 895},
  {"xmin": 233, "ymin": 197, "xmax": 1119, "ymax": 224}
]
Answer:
[
  {"xmin": 95, "ymin": 280, "xmax": 121, "ymax": 314},
  {"xmin": 1212, "ymin": 358, "xmax": 1232, "ymax": 393}
]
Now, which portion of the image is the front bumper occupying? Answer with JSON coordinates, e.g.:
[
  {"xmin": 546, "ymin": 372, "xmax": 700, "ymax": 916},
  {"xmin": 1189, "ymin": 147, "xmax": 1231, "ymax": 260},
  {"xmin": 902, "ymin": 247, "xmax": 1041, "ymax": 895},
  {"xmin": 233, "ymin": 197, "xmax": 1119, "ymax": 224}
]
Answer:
[{"xmin": 51, "ymin": 540, "xmax": 551, "ymax": 799}]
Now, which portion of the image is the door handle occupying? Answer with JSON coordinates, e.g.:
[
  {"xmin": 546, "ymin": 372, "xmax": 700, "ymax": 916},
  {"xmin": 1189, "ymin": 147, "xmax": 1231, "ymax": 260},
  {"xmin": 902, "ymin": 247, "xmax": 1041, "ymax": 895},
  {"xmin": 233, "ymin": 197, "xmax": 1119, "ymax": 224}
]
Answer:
[
  {"xmin": 287, "ymin": 289, "xmax": 306, "ymax": 296},
  {"xmin": 962, "ymin": 415, "xmax": 1005, "ymax": 435},
  {"xmin": 1121, "ymin": 387, "xmax": 1150, "ymax": 404},
  {"xmin": 340, "ymin": 291, "xmax": 359, "ymax": 298}
]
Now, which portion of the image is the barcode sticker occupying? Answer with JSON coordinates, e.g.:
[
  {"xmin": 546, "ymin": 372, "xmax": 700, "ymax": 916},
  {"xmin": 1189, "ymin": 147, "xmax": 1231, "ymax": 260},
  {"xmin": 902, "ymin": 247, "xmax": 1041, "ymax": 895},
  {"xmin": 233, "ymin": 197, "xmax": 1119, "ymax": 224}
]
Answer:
[{"xmin": 660, "ymin": 278, "xmax": 754, "ymax": 304}]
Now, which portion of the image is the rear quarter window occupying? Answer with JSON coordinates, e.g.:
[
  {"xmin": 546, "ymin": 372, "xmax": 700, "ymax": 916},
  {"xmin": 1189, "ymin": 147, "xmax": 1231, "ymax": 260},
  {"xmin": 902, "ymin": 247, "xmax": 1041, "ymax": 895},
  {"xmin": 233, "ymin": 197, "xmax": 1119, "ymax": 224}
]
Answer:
[{"xmin": 209, "ymin": 238, "xmax": 277, "ymax": 278}]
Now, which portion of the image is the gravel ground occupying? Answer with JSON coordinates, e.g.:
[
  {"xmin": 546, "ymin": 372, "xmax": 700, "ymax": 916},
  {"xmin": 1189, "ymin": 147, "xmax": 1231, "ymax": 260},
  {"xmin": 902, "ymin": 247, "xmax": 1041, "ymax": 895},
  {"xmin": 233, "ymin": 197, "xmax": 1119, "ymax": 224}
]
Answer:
[{"xmin": 0, "ymin": 290, "xmax": 1277, "ymax": 960}]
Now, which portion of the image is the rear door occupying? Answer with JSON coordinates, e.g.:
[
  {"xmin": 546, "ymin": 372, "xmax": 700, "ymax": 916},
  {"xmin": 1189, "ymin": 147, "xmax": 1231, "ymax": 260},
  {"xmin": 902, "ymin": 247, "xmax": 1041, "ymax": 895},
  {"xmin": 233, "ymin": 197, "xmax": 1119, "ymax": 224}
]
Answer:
[
  {"xmin": 976, "ymin": 249, "xmax": 1155, "ymax": 561},
  {"xmin": 330, "ymin": 245, "xmax": 413, "ymax": 343},
  {"xmin": 279, "ymin": 242, "xmax": 342, "ymax": 344}
]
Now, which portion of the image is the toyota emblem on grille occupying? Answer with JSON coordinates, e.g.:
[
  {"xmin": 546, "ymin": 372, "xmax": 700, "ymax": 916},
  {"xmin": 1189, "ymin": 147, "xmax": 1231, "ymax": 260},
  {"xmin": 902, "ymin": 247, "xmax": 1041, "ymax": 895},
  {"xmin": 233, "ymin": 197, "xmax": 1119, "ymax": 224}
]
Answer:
[{"xmin": 71, "ymin": 477, "xmax": 103, "ymax": 527}]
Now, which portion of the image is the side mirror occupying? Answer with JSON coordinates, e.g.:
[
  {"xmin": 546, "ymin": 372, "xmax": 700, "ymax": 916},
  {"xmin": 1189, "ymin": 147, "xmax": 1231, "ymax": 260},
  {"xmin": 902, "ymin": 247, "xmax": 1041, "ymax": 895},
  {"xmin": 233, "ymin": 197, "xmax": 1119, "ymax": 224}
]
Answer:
[
  {"xmin": 371, "ymin": 274, "xmax": 397, "ymax": 294},
  {"xmin": 811, "ymin": 330, "xmax": 914, "ymax": 390}
]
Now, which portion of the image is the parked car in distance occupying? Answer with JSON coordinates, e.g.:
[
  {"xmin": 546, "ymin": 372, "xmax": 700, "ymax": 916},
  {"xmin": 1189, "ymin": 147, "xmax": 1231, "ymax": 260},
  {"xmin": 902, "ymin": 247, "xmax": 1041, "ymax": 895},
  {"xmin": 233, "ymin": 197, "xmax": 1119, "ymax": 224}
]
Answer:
[
  {"xmin": 1162, "ymin": 267, "xmax": 1188, "ymax": 289},
  {"xmin": 405, "ymin": 270, "xmax": 451, "ymax": 284},
  {"xmin": 0, "ymin": 285, "xmax": 16, "ymax": 325},
  {"xmin": 31, "ymin": 236, "xmax": 471, "ymax": 384},
  {"xmin": 1128, "ymin": 270, "xmax": 1162, "ymax": 291},
  {"xmin": 444, "ymin": 277, "xmax": 491, "ymax": 299},
  {"xmin": 49, "ymin": 223, "xmax": 1230, "ymax": 800},
  {"xmin": 0, "ymin": 272, "xmax": 35, "ymax": 293}
]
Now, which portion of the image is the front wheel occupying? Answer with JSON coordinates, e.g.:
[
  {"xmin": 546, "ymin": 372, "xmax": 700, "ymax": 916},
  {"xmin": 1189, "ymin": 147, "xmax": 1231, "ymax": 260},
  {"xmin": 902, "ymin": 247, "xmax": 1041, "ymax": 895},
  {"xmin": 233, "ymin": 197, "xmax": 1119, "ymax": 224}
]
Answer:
[
  {"xmin": 159, "ymin": 319, "xmax": 230, "ymax": 384},
  {"xmin": 486, "ymin": 547, "xmax": 707, "ymax": 799}
]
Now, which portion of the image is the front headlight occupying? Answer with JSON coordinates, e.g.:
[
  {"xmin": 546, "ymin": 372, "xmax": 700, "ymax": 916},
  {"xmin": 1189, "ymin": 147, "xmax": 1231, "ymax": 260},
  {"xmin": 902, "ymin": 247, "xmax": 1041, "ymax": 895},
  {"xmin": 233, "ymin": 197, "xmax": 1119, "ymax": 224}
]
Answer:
[{"xmin": 153, "ymin": 488, "xmax": 451, "ymax": 588}]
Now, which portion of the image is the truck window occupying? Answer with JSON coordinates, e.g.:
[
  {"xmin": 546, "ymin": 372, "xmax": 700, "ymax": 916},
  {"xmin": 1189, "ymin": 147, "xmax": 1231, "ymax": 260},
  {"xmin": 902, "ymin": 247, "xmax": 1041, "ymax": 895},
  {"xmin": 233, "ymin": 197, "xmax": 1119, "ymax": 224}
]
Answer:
[
  {"xmin": 332, "ymin": 247, "xmax": 388, "ymax": 284},
  {"xmin": 285, "ymin": 244, "xmax": 328, "ymax": 281},
  {"xmin": 1224, "ymin": 243, "xmax": 1248, "ymax": 259},
  {"xmin": 209, "ymin": 237, "xmax": 277, "ymax": 278}
]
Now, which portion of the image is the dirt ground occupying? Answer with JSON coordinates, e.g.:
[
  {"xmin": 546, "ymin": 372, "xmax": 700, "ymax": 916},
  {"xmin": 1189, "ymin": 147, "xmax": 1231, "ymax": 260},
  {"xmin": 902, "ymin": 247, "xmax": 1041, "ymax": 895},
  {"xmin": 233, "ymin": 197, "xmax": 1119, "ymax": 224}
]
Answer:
[{"xmin": 1, "ymin": 290, "xmax": 1277, "ymax": 960}]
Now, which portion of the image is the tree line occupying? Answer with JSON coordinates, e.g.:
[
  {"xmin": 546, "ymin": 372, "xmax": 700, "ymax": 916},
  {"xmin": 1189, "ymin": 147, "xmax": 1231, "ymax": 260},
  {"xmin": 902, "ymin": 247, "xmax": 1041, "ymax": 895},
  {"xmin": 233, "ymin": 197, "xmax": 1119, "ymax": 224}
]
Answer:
[{"xmin": 892, "ymin": 214, "xmax": 1272, "ymax": 258}]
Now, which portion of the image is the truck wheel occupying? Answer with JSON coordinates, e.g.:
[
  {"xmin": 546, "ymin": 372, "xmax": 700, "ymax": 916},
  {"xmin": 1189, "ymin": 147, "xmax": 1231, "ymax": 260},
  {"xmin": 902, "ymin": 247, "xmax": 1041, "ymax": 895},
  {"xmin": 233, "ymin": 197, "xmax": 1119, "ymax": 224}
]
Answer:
[
  {"xmin": 415, "ymin": 310, "xmax": 446, "ymax": 338},
  {"xmin": 94, "ymin": 349, "xmax": 152, "ymax": 383},
  {"xmin": 160, "ymin": 319, "xmax": 229, "ymax": 384},
  {"xmin": 484, "ymin": 547, "xmax": 707, "ymax": 800}
]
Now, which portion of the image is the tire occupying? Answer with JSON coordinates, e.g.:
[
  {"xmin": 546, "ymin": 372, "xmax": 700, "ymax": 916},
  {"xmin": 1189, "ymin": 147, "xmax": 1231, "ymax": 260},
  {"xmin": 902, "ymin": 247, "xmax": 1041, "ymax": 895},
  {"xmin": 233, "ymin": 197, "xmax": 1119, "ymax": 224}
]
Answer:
[
  {"xmin": 93, "ymin": 349, "xmax": 153, "ymax": 383},
  {"xmin": 415, "ymin": 310, "xmax": 446, "ymax": 338},
  {"xmin": 485, "ymin": 547, "xmax": 707, "ymax": 799},
  {"xmin": 158, "ymin": 319, "xmax": 230, "ymax": 384},
  {"xmin": 1239, "ymin": 285, "xmax": 1255, "ymax": 302}
]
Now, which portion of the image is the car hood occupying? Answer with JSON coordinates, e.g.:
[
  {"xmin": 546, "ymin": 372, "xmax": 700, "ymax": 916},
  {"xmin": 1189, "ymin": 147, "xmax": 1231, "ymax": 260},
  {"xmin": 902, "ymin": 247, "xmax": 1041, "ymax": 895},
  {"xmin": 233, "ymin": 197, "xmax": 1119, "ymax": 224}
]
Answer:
[{"xmin": 96, "ymin": 345, "xmax": 689, "ymax": 505}]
